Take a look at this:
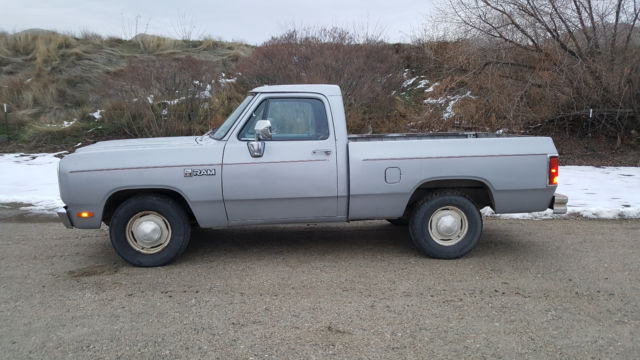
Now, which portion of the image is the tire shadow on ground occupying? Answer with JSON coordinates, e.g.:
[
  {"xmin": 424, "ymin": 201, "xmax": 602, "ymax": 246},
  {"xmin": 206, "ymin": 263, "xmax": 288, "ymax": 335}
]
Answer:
[
  {"xmin": 182, "ymin": 223, "xmax": 416, "ymax": 260},
  {"xmin": 178, "ymin": 221, "xmax": 544, "ymax": 264}
]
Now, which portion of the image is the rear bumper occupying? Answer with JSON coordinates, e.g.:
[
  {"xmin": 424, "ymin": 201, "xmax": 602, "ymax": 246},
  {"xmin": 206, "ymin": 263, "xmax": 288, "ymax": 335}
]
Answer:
[
  {"xmin": 551, "ymin": 193, "xmax": 568, "ymax": 214},
  {"xmin": 57, "ymin": 207, "xmax": 73, "ymax": 229}
]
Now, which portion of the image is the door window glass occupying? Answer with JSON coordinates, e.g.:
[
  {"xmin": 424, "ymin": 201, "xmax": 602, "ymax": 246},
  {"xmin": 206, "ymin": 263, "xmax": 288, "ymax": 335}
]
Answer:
[{"xmin": 239, "ymin": 98, "xmax": 329, "ymax": 141}]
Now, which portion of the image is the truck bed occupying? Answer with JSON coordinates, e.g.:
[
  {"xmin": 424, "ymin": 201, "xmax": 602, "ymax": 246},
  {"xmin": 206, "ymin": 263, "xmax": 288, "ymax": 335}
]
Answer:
[{"xmin": 347, "ymin": 135, "xmax": 557, "ymax": 220}]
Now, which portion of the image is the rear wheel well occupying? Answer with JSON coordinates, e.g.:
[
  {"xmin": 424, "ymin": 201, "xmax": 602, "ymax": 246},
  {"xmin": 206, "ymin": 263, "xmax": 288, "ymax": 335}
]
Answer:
[
  {"xmin": 102, "ymin": 189, "xmax": 197, "ymax": 226},
  {"xmin": 403, "ymin": 179, "xmax": 494, "ymax": 217}
]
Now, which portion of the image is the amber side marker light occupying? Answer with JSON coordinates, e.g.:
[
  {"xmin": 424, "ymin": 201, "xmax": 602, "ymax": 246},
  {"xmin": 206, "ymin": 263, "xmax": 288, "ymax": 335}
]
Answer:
[
  {"xmin": 77, "ymin": 211, "xmax": 94, "ymax": 218},
  {"xmin": 549, "ymin": 156, "xmax": 559, "ymax": 185}
]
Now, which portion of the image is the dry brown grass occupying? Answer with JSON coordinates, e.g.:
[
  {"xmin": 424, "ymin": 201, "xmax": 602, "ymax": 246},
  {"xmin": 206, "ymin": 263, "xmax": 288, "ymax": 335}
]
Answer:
[
  {"xmin": 0, "ymin": 30, "xmax": 77, "ymax": 67},
  {"xmin": 131, "ymin": 34, "xmax": 180, "ymax": 54}
]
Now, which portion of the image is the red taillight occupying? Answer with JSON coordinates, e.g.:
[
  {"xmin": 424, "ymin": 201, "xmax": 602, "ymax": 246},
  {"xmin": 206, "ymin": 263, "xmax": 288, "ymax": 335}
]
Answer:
[{"xmin": 549, "ymin": 156, "xmax": 559, "ymax": 185}]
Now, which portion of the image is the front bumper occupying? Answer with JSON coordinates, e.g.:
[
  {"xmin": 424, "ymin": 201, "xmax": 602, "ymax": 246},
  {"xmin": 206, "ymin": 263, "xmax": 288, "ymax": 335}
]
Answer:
[
  {"xmin": 57, "ymin": 207, "xmax": 73, "ymax": 229},
  {"xmin": 552, "ymin": 193, "xmax": 568, "ymax": 214}
]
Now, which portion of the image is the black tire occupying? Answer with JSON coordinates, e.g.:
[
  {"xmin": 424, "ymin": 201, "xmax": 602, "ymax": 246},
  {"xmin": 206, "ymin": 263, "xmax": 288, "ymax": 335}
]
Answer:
[
  {"xmin": 409, "ymin": 192, "xmax": 482, "ymax": 259},
  {"xmin": 109, "ymin": 195, "xmax": 191, "ymax": 267},
  {"xmin": 387, "ymin": 218, "xmax": 409, "ymax": 226}
]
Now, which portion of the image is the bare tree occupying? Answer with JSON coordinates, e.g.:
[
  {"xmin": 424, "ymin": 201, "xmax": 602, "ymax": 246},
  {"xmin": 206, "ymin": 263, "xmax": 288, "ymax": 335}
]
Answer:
[
  {"xmin": 447, "ymin": 0, "xmax": 639, "ymax": 59},
  {"xmin": 442, "ymin": 0, "xmax": 640, "ymax": 136}
]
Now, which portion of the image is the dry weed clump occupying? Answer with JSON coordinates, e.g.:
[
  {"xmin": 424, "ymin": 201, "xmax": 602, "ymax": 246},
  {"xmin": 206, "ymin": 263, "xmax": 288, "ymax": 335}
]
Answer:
[
  {"xmin": 131, "ymin": 34, "xmax": 180, "ymax": 54},
  {"xmin": 79, "ymin": 30, "xmax": 104, "ymax": 44}
]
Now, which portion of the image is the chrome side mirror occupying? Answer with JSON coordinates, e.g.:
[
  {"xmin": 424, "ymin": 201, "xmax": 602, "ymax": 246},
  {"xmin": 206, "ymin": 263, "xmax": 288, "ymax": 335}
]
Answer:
[
  {"xmin": 247, "ymin": 120, "xmax": 272, "ymax": 158},
  {"xmin": 254, "ymin": 120, "xmax": 272, "ymax": 140}
]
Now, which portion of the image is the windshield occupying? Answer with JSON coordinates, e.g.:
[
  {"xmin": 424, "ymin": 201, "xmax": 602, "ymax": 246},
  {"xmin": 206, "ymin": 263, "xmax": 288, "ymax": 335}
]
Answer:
[{"xmin": 210, "ymin": 95, "xmax": 255, "ymax": 140}]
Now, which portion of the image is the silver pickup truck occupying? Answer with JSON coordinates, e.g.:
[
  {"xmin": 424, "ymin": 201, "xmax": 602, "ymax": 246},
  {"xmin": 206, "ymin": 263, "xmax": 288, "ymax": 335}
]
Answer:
[{"xmin": 58, "ymin": 84, "xmax": 567, "ymax": 266}]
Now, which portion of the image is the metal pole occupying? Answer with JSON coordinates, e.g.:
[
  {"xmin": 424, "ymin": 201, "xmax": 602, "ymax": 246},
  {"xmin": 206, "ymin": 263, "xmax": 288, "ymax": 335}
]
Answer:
[
  {"xmin": 588, "ymin": 109, "xmax": 593, "ymax": 137},
  {"xmin": 3, "ymin": 104, "xmax": 8, "ymax": 142}
]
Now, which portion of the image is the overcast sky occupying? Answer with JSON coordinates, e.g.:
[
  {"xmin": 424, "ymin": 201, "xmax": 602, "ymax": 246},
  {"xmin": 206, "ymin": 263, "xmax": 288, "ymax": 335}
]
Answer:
[{"xmin": 1, "ymin": 0, "xmax": 438, "ymax": 44}]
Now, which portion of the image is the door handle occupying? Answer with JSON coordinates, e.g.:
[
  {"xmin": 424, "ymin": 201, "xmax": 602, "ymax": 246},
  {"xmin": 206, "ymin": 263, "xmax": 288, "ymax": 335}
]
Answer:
[{"xmin": 312, "ymin": 149, "xmax": 332, "ymax": 156}]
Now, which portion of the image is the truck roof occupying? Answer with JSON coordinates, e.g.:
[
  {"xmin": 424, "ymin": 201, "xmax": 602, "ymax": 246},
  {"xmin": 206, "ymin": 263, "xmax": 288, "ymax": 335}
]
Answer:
[{"xmin": 250, "ymin": 84, "xmax": 342, "ymax": 96}]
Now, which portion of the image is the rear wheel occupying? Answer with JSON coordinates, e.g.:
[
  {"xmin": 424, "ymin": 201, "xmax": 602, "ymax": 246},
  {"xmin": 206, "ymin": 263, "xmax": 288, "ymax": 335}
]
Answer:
[
  {"xmin": 409, "ymin": 192, "xmax": 482, "ymax": 259},
  {"xmin": 109, "ymin": 195, "xmax": 191, "ymax": 267}
]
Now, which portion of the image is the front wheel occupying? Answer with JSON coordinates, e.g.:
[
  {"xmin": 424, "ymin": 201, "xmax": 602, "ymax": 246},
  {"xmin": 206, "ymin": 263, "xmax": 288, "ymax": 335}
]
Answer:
[
  {"xmin": 409, "ymin": 192, "xmax": 482, "ymax": 259},
  {"xmin": 109, "ymin": 195, "xmax": 191, "ymax": 267}
]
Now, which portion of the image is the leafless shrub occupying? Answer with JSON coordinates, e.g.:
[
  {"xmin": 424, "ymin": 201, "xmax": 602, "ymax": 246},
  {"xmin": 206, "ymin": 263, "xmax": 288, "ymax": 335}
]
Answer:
[
  {"xmin": 173, "ymin": 13, "xmax": 203, "ymax": 41},
  {"xmin": 121, "ymin": 14, "xmax": 150, "ymax": 40},
  {"xmin": 236, "ymin": 27, "xmax": 404, "ymax": 133},
  {"xmin": 98, "ymin": 56, "xmax": 224, "ymax": 137}
]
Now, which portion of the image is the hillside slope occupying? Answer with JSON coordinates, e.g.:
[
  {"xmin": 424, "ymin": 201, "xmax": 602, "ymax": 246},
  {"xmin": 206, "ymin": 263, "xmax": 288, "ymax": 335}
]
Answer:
[
  {"xmin": 0, "ymin": 30, "xmax": 252, "ymax": 150},
  {"xmin": 1, "ymin": 29, "xmax": 637, "ymax": 165}
]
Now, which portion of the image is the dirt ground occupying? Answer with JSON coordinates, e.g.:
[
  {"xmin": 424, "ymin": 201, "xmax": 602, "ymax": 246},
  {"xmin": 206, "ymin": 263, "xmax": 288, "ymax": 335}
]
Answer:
[
  {"xmin": 0, "ymin": 218, "xmax": 639, "ymax": 359},
  {"xmin": 553, "ymin": 136, "xmax": 640, "ymax": 167}
]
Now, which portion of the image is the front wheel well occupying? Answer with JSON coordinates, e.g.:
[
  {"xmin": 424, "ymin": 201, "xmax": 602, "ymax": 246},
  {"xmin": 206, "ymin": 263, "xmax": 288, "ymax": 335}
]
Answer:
[
  {"xmin": 102, "ymin": 189, "xmax": 197, "ymax": 226},
  {"xmin": 404, "ymin": 179, "xmax": 494, "ymax": 216}
]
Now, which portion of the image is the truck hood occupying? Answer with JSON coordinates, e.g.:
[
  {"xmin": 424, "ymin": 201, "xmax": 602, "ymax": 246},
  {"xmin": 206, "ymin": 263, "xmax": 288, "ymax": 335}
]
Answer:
[
  {"xmin": 60, "ymin": 135, "xmax": 225, "ymax": 175},
  {"xmin": 75, "ymin": 136, "xmax": 201, "ymax": 153}
]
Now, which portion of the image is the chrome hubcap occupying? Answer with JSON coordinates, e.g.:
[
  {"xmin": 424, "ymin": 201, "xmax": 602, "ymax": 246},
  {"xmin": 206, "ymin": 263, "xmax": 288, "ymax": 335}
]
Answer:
[
  {"xmin": 428, "ymin": 206, "xmax": 468, "ymax": 246},
  {"xmin": 126, "ymin": 211, "xmax": 172, "ymax": 254}
]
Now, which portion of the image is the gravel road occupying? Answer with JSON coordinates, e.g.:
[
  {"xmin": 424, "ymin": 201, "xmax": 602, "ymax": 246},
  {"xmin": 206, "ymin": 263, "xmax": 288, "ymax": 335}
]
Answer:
[{"xmin": 1, "ymin": 218, "xmax": 639, "ymax": 359}]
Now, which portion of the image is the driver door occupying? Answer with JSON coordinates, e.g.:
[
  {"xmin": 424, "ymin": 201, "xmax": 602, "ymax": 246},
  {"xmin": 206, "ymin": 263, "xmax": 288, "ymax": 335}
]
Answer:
[{"xmin": 222, "ymin": 95, "xmax": 338, "ymax": 224}]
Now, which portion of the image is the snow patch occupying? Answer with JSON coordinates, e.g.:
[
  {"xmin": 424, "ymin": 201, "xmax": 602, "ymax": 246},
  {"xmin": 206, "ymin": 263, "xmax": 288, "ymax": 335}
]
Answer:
[
  {"xmin": 219, "ymin": 72, "xmax": 237, "ymax": 85},
  {"xmin": 90, "ymin": 109, "xmax": 103, "ymax": 120},
  {"xmin": 0, "ymin": 153, "xmax": 66, "ymax": 214},
  {"xmin": 167, "ymin": 97, "xmax": 185, "ymax": 105},
  {"xmin": 483, "ymin": 166, "xmax": 640, "ymax": 219},
  {"xmin": 556, "ymin": 166, "xmax": 640, "ymax": 218},
  {"xmin": 62, "ymin": 119, "xmax": 77, "ymax": 128},
  {"xmin": 416, "ymin": 79, "xmax": 430, "ymax": 89},
  {"xmin": 424, "ymin": 82, "xmax": 439, "ymax": 93},
  {"xmin": 402, "ymin": 77, "xmax": 417, "ymax": 88},
  {"xmin": 424, "ymin": 91, "xmax": 475, "ymax": 120},
  {"xmin": 199, "ymin": 83, "xmax": 212, "ymax": 98},
  {"xmin": 401, "ymin": 70, "xmax": 430, "ymax": 90},
  {"xmin": 45, "ymin": 119, "xmax": 77, "ymax": 128}
]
